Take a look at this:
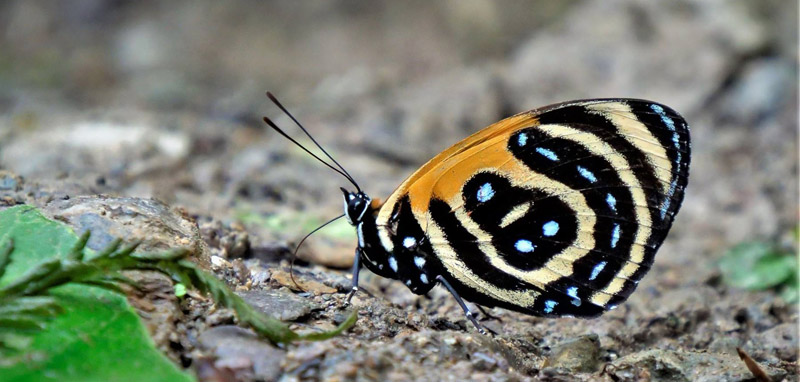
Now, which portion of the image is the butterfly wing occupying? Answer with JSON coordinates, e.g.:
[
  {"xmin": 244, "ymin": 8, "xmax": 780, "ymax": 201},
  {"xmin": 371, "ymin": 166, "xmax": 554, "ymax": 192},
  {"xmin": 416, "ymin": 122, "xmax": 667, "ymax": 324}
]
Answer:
[{"xmin": 378, "ymin": 99, "xmax": 690, "ymax": 317}]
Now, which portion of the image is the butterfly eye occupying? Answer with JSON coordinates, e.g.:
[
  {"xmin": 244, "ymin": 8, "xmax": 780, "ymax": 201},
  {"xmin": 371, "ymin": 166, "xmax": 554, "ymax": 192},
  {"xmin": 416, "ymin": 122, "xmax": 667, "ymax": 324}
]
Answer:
[
  {"xmin": 340, "ymin": 190, "xmax": 371, "ymax": 225},
  {"xmin": 351, "ymin": 194, "xmax": 371, "ymax": 222}
]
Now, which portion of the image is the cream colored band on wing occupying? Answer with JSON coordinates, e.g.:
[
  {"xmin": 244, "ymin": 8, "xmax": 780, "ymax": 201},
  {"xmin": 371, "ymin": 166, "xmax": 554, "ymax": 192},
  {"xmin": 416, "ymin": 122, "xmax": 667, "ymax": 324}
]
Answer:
[
  {"xmin": 534, "ymin": 123, "xmax": 653, "ymax": 306},
  {"xmin": 377, "ymin": 225, "xmax": 395, "ymax": 253},
  {"xmin": 376, "ymin": 197, "xmax": 400, "ymax": 253},
  {"xmin": 424, "ymin": 212, "xmax": 541, "ymax": 307},
  {"xmin": 586, "ymin": 102, "xmax": 673, "ymax": 195},
  {"xmin": 499, "ymin": 203, "xmax": 532, "ymax": 228},
  {"xmin": 374, "ymin": 203, "xmax": 396, "ymax": 253},
  {"xmin": 448, "ymin": 167, "xmax": 597, "ymax": 291}
]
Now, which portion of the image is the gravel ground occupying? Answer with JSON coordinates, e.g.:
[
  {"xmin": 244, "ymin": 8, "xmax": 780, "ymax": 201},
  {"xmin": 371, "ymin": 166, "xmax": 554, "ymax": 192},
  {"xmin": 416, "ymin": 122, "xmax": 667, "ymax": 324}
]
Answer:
[{"xmin": 0, "ymin": 1, "xmax": 797, "ymax": 381}]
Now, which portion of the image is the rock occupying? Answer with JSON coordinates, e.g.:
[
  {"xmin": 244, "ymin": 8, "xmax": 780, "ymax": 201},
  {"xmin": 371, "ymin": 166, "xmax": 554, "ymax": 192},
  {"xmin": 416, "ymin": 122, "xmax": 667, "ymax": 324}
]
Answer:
[
  {"xmin": 205, "ymin": 308, "xmax": 236, "ymax": 327},
  {"xmin": 0, "ymin": 170, "xmax": 21, "ymax": 191},
  {"xmin": 542, "ymin": 334, "xmax": 602, "ymax": 374},
  {"xmin": 296, "ymin": 238, "xmax": 355, "ymax": 269},
  {"xmin": 199, "ymin": 217, "xmax": 251, "ymax": 260},
  {"xmin": 269, "ymin": 268, "xmax": 339, "ymax": 294},
  {"xmin": 752, "ymin": 323, "xmax": 798, "ymax": 362},
  {"xmin": 237, "ymin": 289, "xmax": 321, "ymax": 321},
  {"xmin": 39, "ymin": 195, "xmax": 210, "ymax": 267},
  {"xmin": 609, "ymin": 349, "xmax": 787, "ymax": 382},
  {"xmin": 123, "ymin": 270, "xmax": 182, "ymax": 358},
  {"xmin": 471, "ymin": 351, "xmax": 498, "ymax": 372},
  {"xmin": 283, "ymin": 341, "xmax": 339, "ymax": 376},
  {"xmin": 485, "ymin": 335, "xmax": 543, "ymax": 376},
  {"xmin": 249, "ymin": 267, "xmax": 271, "ymax": 287},
  {"xmin": 707, "ymin": 336, "xmax": 742, "ymax": 357},
  {"xmin": 198, "ymin": 325, "xmax": 286, "ymax": 382},
  {"xmin": 219, "ymin": 228, "xmax": 250, "ymax": 258},
  {"xmin": 209, "ymin": 255, "xmax": 231, "ymax": 270},
  {"xmin": 651, "ymin": 286, "xmax": 718, "ymax": 317},
  {"xmin": 633, "ymin": 286, "xmax": 717, "ymax": 342}
]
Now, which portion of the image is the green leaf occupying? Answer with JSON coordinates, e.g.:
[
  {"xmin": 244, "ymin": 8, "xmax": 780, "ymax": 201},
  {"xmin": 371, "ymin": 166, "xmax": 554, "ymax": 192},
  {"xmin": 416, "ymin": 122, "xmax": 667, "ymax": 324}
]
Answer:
[
  {"xmin": 0, "ymin": 332, "xmax": 33, "ymax": 352},
  {"xmin": 0, "ymin": 206, "xmax": 195, "ymax": 382},
  {"xmin": 744, "ymin": 255, "xmax": 796, "ymax": 290},
  {"xmin": 0, "ymin": 296, "xmax": 61, "ymax": 317},
  {"xmin": 779, "ymin": 272, "xmax": 799, "ymax": 303},
  {"xmin": 0, "ymin": 239, "xmax": 13, "ymax": 280},
  {"xmin": 174, "ymin": 283, "xmax": 187, "ymax": 298},
  {"xmin": 0, "ymin": 205, "xmax": 76, "ymax": 287},
  {"xmin": 719, "ymin": 242, "xmax": 773, "ymax": 288},
  {"xmin": 720, "ymin": 240, "xmax": 798, "ymax": 291}
]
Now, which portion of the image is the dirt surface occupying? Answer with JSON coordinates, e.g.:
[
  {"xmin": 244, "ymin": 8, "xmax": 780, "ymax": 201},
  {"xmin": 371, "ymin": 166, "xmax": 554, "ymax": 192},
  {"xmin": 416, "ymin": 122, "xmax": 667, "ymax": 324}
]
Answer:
[{"xmin": 0, "ymin": 1, "xmax": 797, "ymax": 381}]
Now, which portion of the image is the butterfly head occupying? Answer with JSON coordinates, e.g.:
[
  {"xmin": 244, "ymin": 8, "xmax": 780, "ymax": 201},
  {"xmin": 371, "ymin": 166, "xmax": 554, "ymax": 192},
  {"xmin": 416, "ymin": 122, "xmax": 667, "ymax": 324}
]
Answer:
[{"xmin": 341, "ymin": 187, "xmax": 371, "ymax": 225}]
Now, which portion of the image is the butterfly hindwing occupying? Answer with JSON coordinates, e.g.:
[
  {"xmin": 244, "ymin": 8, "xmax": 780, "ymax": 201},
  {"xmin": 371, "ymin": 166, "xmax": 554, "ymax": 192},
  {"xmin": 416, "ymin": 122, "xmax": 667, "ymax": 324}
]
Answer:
[{"xmin": 376, "ymin": 99, "xmax": 690, "ymax": 317}]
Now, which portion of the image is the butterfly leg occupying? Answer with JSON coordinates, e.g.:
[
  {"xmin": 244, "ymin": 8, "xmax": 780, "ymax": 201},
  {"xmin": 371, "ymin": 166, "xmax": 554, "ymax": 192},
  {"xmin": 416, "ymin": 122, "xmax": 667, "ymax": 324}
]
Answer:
[
  {"xmin": 343, "ymin": 247, "xmax": 362, "ymax": 307},
  {"xmin": 436, "ymin": 275, "xmax": 487, "ymax": 335},
  {"xmin": 476, "ymin": 305, "xmax": 503, "ymax": 323}
]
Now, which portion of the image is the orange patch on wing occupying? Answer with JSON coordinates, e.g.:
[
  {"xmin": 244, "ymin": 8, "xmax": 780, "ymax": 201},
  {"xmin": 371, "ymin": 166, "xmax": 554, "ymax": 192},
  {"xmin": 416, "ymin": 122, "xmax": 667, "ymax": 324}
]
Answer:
[
  {"xmin": 381, "ymin": 113, "xmax": 538, "ymax": 214},
  {"xmin": 408, "ymin": 134, "xmax": 513, "ymax": 212}
]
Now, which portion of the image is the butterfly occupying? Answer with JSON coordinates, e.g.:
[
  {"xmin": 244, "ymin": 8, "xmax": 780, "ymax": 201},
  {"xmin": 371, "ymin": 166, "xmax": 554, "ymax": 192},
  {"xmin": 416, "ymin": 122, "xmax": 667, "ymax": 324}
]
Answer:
[{"xmin": 263, "ymin": 93, "xmax": 690, "ymax": 334}]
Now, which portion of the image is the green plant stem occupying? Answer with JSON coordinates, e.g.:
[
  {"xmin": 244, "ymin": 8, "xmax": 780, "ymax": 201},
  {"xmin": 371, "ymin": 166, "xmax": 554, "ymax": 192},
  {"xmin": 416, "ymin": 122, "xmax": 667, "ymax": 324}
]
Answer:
[{"xmin": 0, "ymin": 237, "xmax": 357, "ymax": 345}]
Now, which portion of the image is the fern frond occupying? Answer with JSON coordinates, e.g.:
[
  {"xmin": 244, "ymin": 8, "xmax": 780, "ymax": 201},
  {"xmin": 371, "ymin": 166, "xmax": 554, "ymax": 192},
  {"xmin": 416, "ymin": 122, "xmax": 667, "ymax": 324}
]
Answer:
[{"xmin": 0, "ymin": 233, "xmax": 356, "ymax": 349}]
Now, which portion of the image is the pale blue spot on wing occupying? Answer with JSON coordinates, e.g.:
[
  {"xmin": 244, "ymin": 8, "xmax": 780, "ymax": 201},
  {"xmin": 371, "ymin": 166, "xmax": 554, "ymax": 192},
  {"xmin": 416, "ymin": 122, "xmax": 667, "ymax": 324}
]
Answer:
[
  {"xmin": 420, "ymin": 274, "xmax": 429, "ymax": 284},
  {"xmin": 403, "ymin": 236, "xmax": 417, "ymax": 248},
  {"xmin": 515, "ymin": 239, "xmax": 536, "ymax": 253},
  {"xmin": 477, "ymin": 182, "xmax": 495, "ymax": 203},
  {"xmin": 650, "ymin": 104, "xmax": 675, "ymax": 131},
  {"xmin": 388, "ymin": 257, "xmax": 398, "ymax": 272},
  {"xmin": 606, "ymin": 193, "xmax": 617, "ymax": 212},
  {"xmin": 414, "ymin": 256, "xmax": 426, "ymax": 269},
  {"xmin": 567, "ymin": 286, "xmax": 578, "ymax": 298},
  {"xmin": 535, "ymin": 147, "xmax": 559, "ymax": 161},
  {"xmin": 577, "ymin": 166, "xmax": 597, "ymax": 183},
  {"xmin": 542, "ymin": 221, "xmax": 559, "ymax": 237},
  {"xmin": 589, "ymin": 261, "xmax": 607, "ymax": 281},
  {"xmin": 611, "ymin": 224, "xmax": 621, "ymax": 248},
  {"xmin": 660, "ymin": 178, "xmax": 679, "ymax": 219},
  {"xmin": 650, "ymin": 104, "xmax": 684, "ymax": 220},
  {"xmin": 517, "ymin": 133, "xmax": 528, "ymax": 146},
  {"xmin": 567, "ymin": 286, "xmax": 581, "ymax": 306},
  {"xmin": 544, "ymin": 300, "xmax": 558, "ymax": 314}
]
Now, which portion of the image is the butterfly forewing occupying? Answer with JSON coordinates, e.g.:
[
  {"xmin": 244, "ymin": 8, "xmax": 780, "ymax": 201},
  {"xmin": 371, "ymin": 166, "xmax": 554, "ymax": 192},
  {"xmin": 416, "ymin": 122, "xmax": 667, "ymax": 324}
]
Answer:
[{"xmin": 376, "ymin": 99, "xmax": 690, "ymax": 317}]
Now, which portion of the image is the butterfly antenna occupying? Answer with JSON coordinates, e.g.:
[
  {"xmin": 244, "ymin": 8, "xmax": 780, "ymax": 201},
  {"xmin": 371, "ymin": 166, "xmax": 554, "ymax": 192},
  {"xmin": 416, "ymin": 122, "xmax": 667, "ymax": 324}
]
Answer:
[
  {"xmin": 262, "ymin": 116, "xmax": 355, "ymax": 183},
  {"xmin": 266, "ymin": 92, "xmax": 362, "ymax": 193},
  {"xmin": 288, "ymin": 214, "xmax": 346, "ymax": 291}
]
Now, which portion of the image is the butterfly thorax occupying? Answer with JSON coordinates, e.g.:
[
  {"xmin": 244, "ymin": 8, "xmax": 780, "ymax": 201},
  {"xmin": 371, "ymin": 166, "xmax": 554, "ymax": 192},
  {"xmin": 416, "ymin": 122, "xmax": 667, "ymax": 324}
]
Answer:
[{"xmin": 343, "ymin": 189, "xmax": 438, "ymax": 296}]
